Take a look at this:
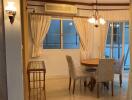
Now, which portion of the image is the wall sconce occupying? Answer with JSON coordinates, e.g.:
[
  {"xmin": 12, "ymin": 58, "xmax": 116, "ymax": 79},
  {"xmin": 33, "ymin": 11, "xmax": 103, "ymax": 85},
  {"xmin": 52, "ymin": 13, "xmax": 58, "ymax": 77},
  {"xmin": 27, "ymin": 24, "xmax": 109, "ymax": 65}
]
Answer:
[{"xmin": 5, "ymin": 2, "xmax": 16, "ymax": 24}]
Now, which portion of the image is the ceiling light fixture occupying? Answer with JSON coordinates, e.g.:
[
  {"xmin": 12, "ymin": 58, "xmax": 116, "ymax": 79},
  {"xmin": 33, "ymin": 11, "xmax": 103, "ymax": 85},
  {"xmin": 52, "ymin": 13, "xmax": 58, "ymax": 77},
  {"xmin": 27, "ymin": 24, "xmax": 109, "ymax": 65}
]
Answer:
[{"xmin": 88, "ymin": 0, "xmax": 106, "ymax": 27}]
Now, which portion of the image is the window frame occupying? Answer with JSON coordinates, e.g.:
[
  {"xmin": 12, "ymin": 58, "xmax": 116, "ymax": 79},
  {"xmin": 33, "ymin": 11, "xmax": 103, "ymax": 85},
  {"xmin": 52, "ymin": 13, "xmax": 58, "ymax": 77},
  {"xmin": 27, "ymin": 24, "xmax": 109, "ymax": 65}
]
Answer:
[
  {"xmin": 105, "ymin": 21, "xmax": 130, "ymax": 68},
  {"xmin": 43, "ymin": 17, "xmax": 80, "ymax": 49}
]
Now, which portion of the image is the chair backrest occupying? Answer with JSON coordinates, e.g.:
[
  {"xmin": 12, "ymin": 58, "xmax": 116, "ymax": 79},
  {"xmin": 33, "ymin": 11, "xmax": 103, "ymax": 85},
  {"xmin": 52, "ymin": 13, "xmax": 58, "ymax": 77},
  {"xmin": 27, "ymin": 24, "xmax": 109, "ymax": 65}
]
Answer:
[
  {"xmin": 96, "ymin": 59, "xmax": 114, "ymax": 82},
  {"xmin": 66, "ymin": 55, "xmax": 75, "ymax": 78}
]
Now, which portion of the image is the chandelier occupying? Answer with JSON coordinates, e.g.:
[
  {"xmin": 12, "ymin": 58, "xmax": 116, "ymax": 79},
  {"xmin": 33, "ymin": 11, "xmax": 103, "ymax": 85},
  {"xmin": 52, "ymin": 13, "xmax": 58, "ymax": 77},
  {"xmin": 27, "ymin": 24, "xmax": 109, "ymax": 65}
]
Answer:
[{"xmin": 88, "ymin": 0, "xmax": 106, "ymax": 27}]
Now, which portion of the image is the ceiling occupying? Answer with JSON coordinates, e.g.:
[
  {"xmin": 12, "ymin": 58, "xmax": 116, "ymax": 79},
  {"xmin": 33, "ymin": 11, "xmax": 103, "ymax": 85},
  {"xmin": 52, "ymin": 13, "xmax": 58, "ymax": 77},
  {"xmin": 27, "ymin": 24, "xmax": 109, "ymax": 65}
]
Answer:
[{"xmin": 28, "ymin": 0, "xmax": 130, "ymax": 10}]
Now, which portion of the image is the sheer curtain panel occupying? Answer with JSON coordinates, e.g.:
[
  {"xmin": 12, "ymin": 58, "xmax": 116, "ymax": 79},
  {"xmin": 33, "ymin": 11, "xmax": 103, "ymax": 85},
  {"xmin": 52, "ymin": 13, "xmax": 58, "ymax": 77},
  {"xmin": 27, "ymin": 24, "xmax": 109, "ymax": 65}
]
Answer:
[
  {"xmin": 73, "ymin": 17, "xmax": 94, "ymax": 60},
  {"xmin": 99, "ymin": 23, "xmax": 109, "ymax": 58},
  {"xmin": 127, "ymin": 3, "xmax": 132, "ymax": 100},
  {"xmin": 73, "ymin": 17, "xmax": 108, "ymax": 60},
  {"xmin": 29, "ymin": 14, "xmax": 51, "ymax": 57}
]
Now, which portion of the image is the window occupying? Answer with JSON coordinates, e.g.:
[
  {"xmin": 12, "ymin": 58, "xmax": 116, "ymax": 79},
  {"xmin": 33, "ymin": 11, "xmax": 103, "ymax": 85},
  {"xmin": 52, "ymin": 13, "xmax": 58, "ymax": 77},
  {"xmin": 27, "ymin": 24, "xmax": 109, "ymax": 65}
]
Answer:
[
  {"xmin": 43, "ymin": 19, "xmax": 79, "ymax": 49},
  {"xmin": 124, "ymin": 22, "xmax": 130, "ymax": 69},
  {"xmin": 43, "ymin": 19, "xmax": 61, "ymax": 49},
  {"xmin": 105, "ymin": 22, "xmax": 123, "ymax": 59},
  {"xmin": 105, "ymin": 22, "xmax": 130, "ymax": 69}
]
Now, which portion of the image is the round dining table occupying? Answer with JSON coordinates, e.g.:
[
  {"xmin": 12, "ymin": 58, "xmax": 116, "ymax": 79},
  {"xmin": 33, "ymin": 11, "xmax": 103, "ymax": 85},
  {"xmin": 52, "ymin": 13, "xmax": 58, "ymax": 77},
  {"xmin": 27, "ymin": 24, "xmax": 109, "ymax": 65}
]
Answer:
[{"xmin": 81, "ymin": 58, "xmax": 99, "ymax": 67}]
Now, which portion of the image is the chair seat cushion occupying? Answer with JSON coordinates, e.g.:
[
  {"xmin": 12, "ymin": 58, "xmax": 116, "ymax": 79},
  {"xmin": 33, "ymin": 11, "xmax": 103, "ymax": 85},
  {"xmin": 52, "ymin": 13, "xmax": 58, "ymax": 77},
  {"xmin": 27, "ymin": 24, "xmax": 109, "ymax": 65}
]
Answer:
[
  {"xmin": 86, "ymin": 68, "xmax": 97, "ymax": 72},
  {"xmin": 113, "ymin": 66, "xmax": 121, "ymax": 74},
  {"xmin": 73, "ymin": 67, "xmax": 96, "ymax": 79},
  {"xmin": 113, "ymin": 63, "xmax": 122, "ymax": 74}
]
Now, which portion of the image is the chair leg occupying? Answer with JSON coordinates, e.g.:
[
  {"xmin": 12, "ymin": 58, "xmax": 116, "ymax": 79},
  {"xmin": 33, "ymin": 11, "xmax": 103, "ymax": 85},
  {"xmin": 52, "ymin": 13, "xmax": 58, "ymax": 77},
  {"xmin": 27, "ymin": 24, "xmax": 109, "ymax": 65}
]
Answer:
[
  {"xmin": 97, "ymin": 83, "xmax": 100, "ymax": 98},
  {"xmin": 111, "ymin": 80, "xmax": 114, "ymax": 96},
  {"xmin": 84, "ymin": 80, "xmax": 87, "ymax": 87},
  {"xmin": 69, "ymin": 77, "xmax": 71, "ymax": 91},
  {"xmin": 73, "ymin": 79, "xmax": 76, "ymax": 94},
  {"xmin": 91, "ymin": 78, "xmax": 96, "ymax": 91},
  {"xmin": 119, "ymin": 74, "xmax": 122, "ymax": 87},
  {"xmin": 103, "ymin": 82, "xmax": 109, "ymax": 90}
]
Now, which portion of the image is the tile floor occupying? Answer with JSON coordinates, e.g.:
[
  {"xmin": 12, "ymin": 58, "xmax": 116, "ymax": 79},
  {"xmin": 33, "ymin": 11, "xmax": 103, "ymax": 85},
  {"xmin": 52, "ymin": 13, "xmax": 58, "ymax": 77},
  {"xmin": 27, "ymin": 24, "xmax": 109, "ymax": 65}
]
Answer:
[{"xmin": 46, "ymin": 71, "xmax": 129, "ymax": 100}]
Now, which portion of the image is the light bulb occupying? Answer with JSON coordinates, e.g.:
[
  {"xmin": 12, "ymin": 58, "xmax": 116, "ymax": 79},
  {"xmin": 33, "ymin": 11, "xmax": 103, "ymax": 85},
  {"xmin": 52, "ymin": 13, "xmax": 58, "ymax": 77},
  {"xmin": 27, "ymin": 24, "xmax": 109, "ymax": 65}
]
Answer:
[
  {"xmin": 94, "ymin": 19, "xmax": 99, "ymax": 27},
  {"xmin": 5, "ymin": 2, "xmax": 16, "ymax": 12},
  {"xmin": 95, "ymin": 19, "xmax": 98, "ymax": 25},
  {"xmin": 88, "ymin": 17, "xmax": 96, "ymax": 24},
  {"xmin": 99, "ymin": 18, "xmax": 106, "ymax": 25}
]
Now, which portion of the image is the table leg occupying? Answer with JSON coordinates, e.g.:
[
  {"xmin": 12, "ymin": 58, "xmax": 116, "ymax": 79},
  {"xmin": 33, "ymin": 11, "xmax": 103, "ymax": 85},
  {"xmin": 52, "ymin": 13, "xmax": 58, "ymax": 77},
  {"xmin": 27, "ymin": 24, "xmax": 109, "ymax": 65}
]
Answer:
[{"xmin": 88, "ymin": 77, "xmax": 96, "ymax": 91}]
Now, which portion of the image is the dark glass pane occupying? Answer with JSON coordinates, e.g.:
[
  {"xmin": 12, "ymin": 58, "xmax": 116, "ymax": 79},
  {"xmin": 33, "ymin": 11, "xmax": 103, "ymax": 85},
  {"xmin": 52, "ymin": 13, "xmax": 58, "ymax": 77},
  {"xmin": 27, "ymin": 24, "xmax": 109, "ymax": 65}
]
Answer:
[
  {"xmin": 113, "ymin": 22, "xmax": 123, "ymax": 44},
  {"xmin": 113, "ymin": 34, "xmax": 118, "ymax": 44},
  {"xmin": 48, "ymin": 20, "xmax": 60, "ymax": 34},
  {"xmin": 105, "ymin": 21, "xmax": 130, "ymax": 69},
  {"xmin": 114, "ymin": 47, "xmax": 122, "ymax": 59},
  {"xmin": 125, "ymin": 22, "xmax": 129, "ymax": 44},
  {"xmin": 43, "ymin": 19, "xmax": 61, "ymax": 49},
  {"xmin": 112, "ymin": 22, "xmax": 123, "ymax": 59},
  {"xmin": 63, "ymin": 20, "xmax": 76, "ymax": 34},
  {"xmin": 105, "ymin": 47, "xmax": 110, "ymax": 58},
  {"xmin": 106, "ymin": 23, "xmax": 112, "ymax": 44},
  {"xmin": 63, "ymin": 20, "xmax": 79, "ymax": 49},
  {"xmin": 124, "ymin": 22, "xmax": 130, "ymax": 69}
]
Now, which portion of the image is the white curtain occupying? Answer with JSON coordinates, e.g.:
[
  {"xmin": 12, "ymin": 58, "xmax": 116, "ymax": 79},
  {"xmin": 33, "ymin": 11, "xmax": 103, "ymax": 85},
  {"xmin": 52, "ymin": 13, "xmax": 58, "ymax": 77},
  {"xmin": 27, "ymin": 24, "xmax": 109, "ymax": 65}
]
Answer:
[
  {"xmin": 73, "ymin": 17, "xmax": 94, "ymax": 60},
  {"xmin": 99, "ymin": 23, "xmax": 109, "ymax": 58},
  {"xmin": 127, "ymin": 3, "xmax": 132, "ymax": 100},
  {"xmin": 29, "ymin": 14, "xmax": 51, "ymax": 57},
  {"xmin": 73, "ymin": 17, "xmax": 108, "ymax": 60}
]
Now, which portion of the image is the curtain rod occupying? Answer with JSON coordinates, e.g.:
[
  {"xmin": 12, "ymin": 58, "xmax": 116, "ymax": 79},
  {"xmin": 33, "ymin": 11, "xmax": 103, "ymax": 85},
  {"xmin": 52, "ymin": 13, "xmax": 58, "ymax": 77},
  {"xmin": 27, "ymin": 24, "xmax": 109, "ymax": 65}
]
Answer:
[
  {"xmin": 28, "ymin": 0, "xmax": 129, "ymax": 6},
  {"xmin": 26, "ymin": 5, "xmax": 129, "ymax": 11},
  {"xmin": 78, "ymin": 8, "xmax": 129, "ymax": 11},
  {"xmin": 27, "ymin": 7, "xmax": 129, "ymax": 18},
  {"xmin": 28, "ymin": 13, "xmax": 129, "ymax": 22},
  {"xmin": 28, "ymin": 12, "xmax": 89, "ymax": 18}
]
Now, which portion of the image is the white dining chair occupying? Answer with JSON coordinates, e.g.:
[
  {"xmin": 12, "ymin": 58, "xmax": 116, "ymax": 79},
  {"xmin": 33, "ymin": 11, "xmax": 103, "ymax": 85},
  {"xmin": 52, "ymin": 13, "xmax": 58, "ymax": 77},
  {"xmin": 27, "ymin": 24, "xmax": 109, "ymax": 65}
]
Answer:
[
  {"xmin": 113, "ymin": 55, "xmax": 124, "ymax": 87},
  {"xmin": 93, "ymin": 59, "xmax": 114, "ymax": 98},
  {"xmin": 66, "ymin": 55, "xmax": 94, "ymax": 94}
]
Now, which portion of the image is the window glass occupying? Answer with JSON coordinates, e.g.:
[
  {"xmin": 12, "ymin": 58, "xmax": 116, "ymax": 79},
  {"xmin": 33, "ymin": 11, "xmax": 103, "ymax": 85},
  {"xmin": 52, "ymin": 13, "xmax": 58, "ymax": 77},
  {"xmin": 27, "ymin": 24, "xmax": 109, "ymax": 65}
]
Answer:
[
  {"xmin": 43, "ymin": 19, "xmax": 80, "ymax": 49},
  {"xmin": 105, "ymin": 21, "xmax": 130, "ymax": 69},
  {"xmin": 63, "ymin": 20, "xmax": 79, "ymax": 49},
  {"xmin": 43, "ymin": 20, "xmax": 61, "ymax": 49},
  {"xmin": 124, "ymin": 22, "xmax": 130, "ymax": 69},
  {"xmin": 106, "ymin": 23, "xmax": 112, "ymax": 44},
  {"xmin": 113, "ymin": 22, "xmax": 122, "ymax": 44}
]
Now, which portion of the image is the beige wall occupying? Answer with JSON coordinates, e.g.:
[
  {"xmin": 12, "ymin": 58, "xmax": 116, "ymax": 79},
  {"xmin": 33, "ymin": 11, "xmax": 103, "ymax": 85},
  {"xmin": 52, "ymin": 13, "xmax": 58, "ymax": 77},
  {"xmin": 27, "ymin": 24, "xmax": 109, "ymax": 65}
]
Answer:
[
  {"xmin": 40, "ymin": 49, "xmax": 80, "ymax": 77},
  {"xmin": 78, "ymin": 10, "xmax": 129, "ymax": 21},
  {"xmin": 4, "ymin": 0, "xmax": 24, "ymax": 100}
]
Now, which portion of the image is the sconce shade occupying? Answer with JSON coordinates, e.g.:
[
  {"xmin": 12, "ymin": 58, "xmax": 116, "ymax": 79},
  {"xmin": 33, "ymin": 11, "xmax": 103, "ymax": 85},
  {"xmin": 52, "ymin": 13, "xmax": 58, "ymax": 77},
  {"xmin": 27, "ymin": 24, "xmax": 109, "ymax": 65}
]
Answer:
[{"xmin": 9, "ymin": 15, "xmax": 15, "ymax": 24}]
